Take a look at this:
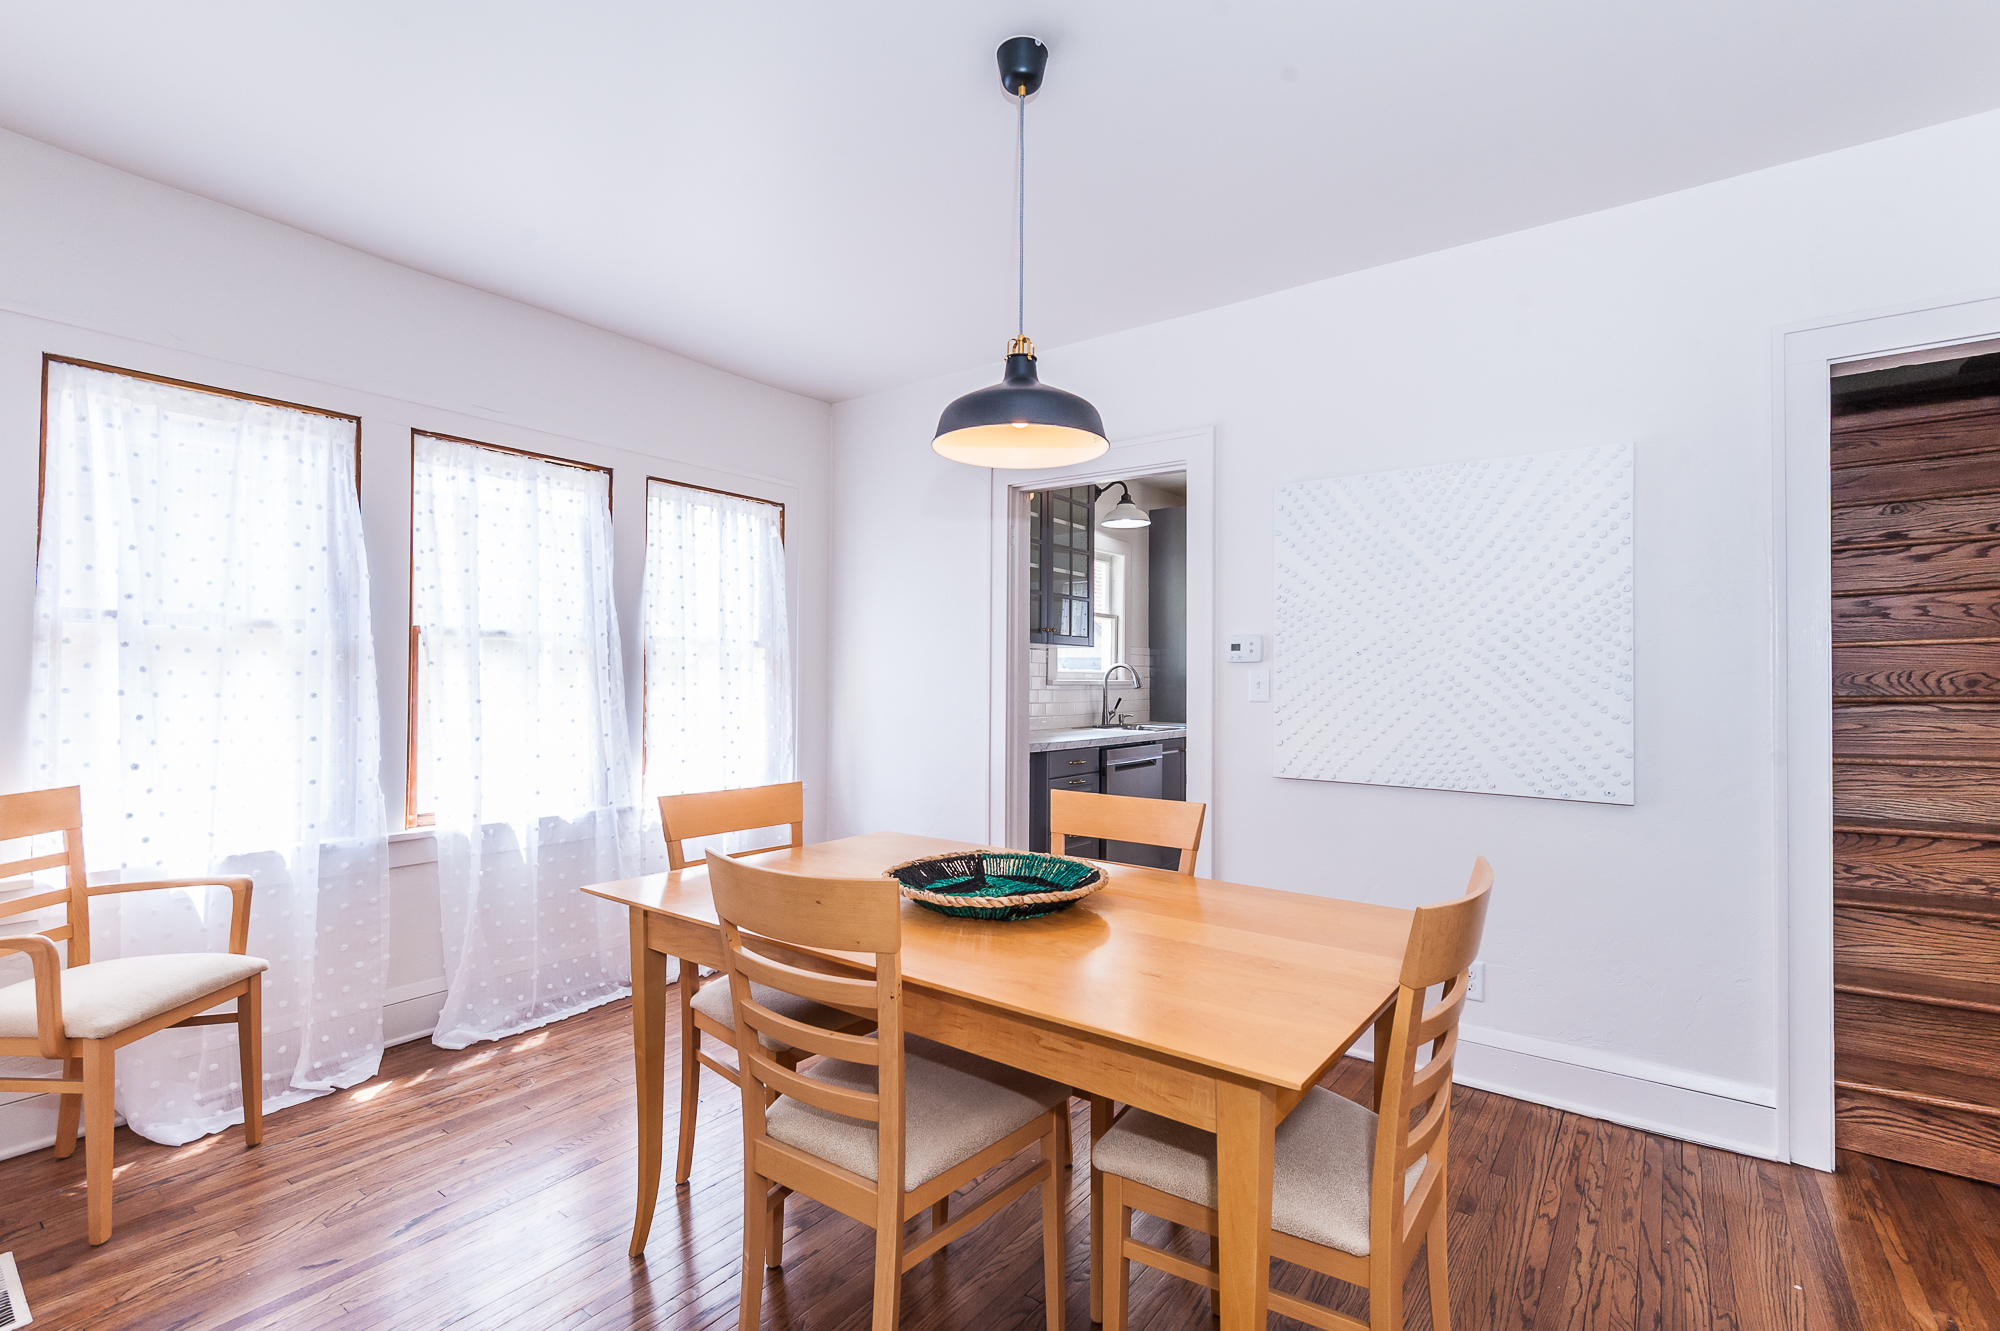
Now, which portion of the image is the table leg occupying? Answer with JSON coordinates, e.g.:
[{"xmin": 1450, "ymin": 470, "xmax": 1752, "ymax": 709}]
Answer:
[
  {"xmin": 1372, "ymin": 1003, "xmax": 1394, "ymax": 1112},
  {"xmin": 1214, "ymin": 1079, "xmax": 1275, "ymax": 1331},
  {"xmin": 628, "ymin": 908, "xmax": 668, "ymax": 1257},
  {"xmin": 1089, "ymin": 1095, "xmax": 1113, "ymax": 1322}
]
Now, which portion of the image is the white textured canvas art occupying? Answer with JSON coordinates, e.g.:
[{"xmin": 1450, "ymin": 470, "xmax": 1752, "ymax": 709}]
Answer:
[{"xmin": 1274, "ymin": 442, "xmax": 1633, "ymax": 804}]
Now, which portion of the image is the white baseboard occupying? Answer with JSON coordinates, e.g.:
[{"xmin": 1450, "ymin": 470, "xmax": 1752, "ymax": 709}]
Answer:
[
  {"xmin": 1452, "ymin": 1038, "xmax": 1781, "ymax": 1160},
  {"xmin": 383, "ymin": 982, "xmax": 448, "ymax": 1048}
]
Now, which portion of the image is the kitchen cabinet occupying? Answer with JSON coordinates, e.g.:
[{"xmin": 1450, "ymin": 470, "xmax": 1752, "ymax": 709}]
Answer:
[
  {"xmin": 1028, "ymin": 732, "xmax": 1190, "ymax": 868},
  {"xmin": 1028, "ymin": 485, "xmax": 1094, "ymax": 645}
]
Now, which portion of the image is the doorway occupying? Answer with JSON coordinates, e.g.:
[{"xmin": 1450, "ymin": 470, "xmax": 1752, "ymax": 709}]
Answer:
[
  {"xmin": 1828, "ymin": 348, "xmax": 2000, "ymax": 1183},
  {"xmin": 985, "ymin": 428, "xmax": 1216, "ymax": 873}
]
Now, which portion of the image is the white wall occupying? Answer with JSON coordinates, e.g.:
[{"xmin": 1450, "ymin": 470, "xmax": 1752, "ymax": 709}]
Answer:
[
  {"xmin": 829, "ymin": 108, "xmax": 2000, "ymax": 1158},
  {"xmin": 0, "ymin": 129, "xmax": 831, "ymax": 1157}
]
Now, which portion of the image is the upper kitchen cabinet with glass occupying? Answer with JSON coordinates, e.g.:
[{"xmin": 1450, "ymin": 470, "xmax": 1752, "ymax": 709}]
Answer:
[{"xmin": 1029, "ymin": 485, "xmax": 1095, "ymax": 645}]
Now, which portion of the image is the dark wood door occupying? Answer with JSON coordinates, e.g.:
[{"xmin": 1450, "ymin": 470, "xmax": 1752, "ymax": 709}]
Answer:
[{"xmin": 1832, "ymin": 392, "xmax": 2000, "ymax": 1184}]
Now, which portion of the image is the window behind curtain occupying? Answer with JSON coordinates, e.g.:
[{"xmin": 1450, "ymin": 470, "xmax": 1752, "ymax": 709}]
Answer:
[
  {"xmin": 641, "ymin": 480, "xmax": 792, "ymax": 809},
  {"xmin": 28, "ymin": 357, "xmax": 391, "ymax": 1144},
  {"xmin": 408, "ymin": 433, "xmax": 625, "ymax": 826}
]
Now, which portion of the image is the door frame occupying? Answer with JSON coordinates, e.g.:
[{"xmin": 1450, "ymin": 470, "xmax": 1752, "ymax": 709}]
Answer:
[
  {"xmin": 1776, "ymin": 290, "xmax": 2000, "ymax": 1170},
  {"xmin": 986, "ymin": 426, "xmax": 1217, "ymax": 873}
]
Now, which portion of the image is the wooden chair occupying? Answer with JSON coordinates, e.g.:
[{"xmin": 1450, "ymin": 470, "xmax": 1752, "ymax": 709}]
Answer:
[
  {"xmin": 1049, "ymin": 787, "xmax": 1207, "ymax": 873},
  {"xmin": 1092, "ymin": 857, "xmax": 1493, "ymax": 1331},
  {"xmin": 0, "ymin": 785, "xmax": 268, "ymax": 1245},
  {"xmin": 708, "ymin": 851, "xmax": 1069, "ymax": 1331},
  {"xmin": 655, "ymin": 781, "xmax": 870, "ymax": 1198}
]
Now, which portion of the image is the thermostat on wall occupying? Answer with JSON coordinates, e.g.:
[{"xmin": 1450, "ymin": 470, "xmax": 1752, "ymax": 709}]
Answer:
[{"xmin": 1225, "ymin": 634, "xmax": 1263, "ymax": 663}]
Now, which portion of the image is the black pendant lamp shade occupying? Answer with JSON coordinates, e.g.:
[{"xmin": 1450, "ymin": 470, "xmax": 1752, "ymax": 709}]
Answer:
[
  {"xmin": 932, "ymin": 37, "xmax": 1109, "ymax": 469},
  {"xmin": 933, "ymin": 337, "xmax": 1107, "ymax": 468}
]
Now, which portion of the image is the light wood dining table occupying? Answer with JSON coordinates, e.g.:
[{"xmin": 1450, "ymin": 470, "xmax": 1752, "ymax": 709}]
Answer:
[{"xmin": 582, "ymin": 831, "xmax": 1414, "ymax": 1331}]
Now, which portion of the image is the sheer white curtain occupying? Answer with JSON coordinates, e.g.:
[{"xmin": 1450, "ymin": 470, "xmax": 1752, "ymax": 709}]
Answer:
[
  {"xmin": 642, "ymin": 480, "xmax": 793, "ymax": 859},
  {"xmin": 24, "ymin": 360, "xmax": 391, "ymax": 1146},
  {"xmin": 410, "ymin": 434, "xmax": 636, "ymax": 1049}
]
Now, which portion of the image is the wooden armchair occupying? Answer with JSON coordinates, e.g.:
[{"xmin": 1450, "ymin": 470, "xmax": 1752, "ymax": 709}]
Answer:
[{"xmin": 0, "ymin": 786, "xmax": 268, "ymax": 1245}]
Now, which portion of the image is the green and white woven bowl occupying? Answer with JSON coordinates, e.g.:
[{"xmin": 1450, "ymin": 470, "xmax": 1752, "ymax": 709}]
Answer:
[{"xmin": 887, "ymin": 849, "xmax": 1104, "ymax": 921}]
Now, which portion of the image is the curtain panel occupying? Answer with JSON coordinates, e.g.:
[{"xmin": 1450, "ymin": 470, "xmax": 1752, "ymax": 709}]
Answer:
[
  {"xmin": 410, "ymin": 434, "xmax": 636, "ymax": 1049},
  {"xmin": 640, "ymin": 480, "xmax": 795, "ymax": 861},
  {"xmin": 25, "ymin": 360, "xmax": 391, "ymax": 1146}
]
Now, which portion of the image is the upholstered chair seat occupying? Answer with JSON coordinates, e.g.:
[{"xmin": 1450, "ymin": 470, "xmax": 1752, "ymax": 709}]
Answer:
[
  {"xmin": 690, "ymin": 977, "xmax": 847, "ymax": 1053},
  {"xmin": 1093, "ymin": 1087, "xmax": 1425, "ymax": 1257},
  {"xmin": 765, "ymin": 1034, "xmax": 1069, "ymax": 1189},
  {"xmin": 0, "ymin": 954, "xmax": 269, "ymax": 1042}
]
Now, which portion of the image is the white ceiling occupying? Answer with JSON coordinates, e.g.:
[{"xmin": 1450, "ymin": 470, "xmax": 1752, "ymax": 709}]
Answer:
[{"xmin": 3, "ymin": 3, "xmax": 1999, "ymax": 403}]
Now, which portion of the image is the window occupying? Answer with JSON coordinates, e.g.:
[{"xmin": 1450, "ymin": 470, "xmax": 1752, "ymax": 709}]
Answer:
[
  {"xmin": 1055, "ymin": 551, "xmax": 1123, "ymax": 681},
  {"xmin": 30, "ymin": 356, "xmax": 389, "ymax": 1144},
  {"xmin": 641, "ymin": 479, "xmax": 792, "ymax": 818},
  {"xmin": 407, "ymin": 431, "xmax": 622, "ymax": 826}
]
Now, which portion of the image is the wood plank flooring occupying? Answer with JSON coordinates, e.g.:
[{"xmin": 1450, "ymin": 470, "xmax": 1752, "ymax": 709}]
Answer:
[{"xmin": 1, "ymin": 992, "xmax": 1995, "ymax": 1330}]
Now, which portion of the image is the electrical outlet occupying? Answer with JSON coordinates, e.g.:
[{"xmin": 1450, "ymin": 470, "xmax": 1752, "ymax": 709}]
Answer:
[{"xmin": 1465, "ymin": 960, "xmax": 1485, "ymax": 1002}]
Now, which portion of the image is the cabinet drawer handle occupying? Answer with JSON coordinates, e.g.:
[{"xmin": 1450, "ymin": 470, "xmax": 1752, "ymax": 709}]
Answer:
[
  {"xmin": 1067, "ymin": 757, "xmax": 1090, "ymax": 765},
  {"xmin": 1065, "ymin": 778, "xmax": 1088, "ymax": 786}
]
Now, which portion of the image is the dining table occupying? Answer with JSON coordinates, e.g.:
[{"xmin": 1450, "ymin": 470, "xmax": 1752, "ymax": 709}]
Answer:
[{"xmin": 582, "ymin": 830, "xmax": 1414, "ymax": 1331}]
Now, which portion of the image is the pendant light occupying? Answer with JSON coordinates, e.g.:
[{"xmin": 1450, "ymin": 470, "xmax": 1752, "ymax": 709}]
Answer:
[
  {"xmin": 932, "ymin": 36, "xmax": 1108, "ymax": 469},
  {"xmin": 1098, "ymin": 480, "xmax": 1151, "ymax": 529}
]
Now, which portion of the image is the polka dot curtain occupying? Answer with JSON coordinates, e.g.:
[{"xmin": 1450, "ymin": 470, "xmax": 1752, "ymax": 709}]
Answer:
[
  {"xmin": 640, "ymin": 480, "xmax": 795, "ymax": 860},
  {"xmin": 409, "ymin": 434, "xmax": 637, "ymax": 1049},
  {"xmin": 26, "ymin": 361, "xmax": 392, "ymax": 1146}
]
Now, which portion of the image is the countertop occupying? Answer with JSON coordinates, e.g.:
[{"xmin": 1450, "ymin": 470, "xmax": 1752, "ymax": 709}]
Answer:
[{"xmin": 1028, "ymin": 725, "xmax": 1187, "ymax": 754}]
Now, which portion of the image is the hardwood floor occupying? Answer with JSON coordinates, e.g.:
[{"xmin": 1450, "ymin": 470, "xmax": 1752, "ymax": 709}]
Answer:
[{"xmin": 2, "ymin": 992, "xmax": 1995, "ymax": 1330}]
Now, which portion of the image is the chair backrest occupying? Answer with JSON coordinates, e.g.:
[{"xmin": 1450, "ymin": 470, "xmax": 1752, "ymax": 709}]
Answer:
[
  {"xmin": 1048, "ymin": 788, "xmax": 1207, "ymax": 873},
  {"xmin": 1371, "ymin": 857, "xmax": 1492, "ymax": 1260},
  {"xmin": 658, "ymin": 781, "xmax": 805, "ymax": 871},
  {"xmin": 705, "ymin": 851, "xmax": 909, "ymax": 1195},
  {"xmin": 0, "ymin": 786, "xmax": 92, "ymax": 968}
]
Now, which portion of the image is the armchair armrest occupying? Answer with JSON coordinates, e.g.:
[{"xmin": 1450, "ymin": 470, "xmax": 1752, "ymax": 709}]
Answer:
[
  {"xmin": 0, "ymin": 934, "xmax": 65, "ymax": 1058},
  {"xmin": 87, "ymin": 876, "xmax": 256, "ymax": 955}
]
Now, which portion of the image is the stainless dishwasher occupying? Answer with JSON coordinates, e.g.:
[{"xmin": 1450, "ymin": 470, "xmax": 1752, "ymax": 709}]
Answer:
[{"xmin": 1102, "ymin": 742, "xmax": 1172, "ymax": 868}]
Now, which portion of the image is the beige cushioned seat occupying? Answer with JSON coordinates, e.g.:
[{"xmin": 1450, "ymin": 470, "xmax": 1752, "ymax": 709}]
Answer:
[
  {"xmin": 1092, "ymin": 1086, "xmax": 1424, "ymax": 1257},
  {"xmin": 691, "ymin": 977, "xmax": 852, "ymax": 1053},
  {"xmin": 765, "ymin": 1034, "xmax": 1068, "ymax": 1190},
  {"xmin": 0, "ymin": 953, "xmax": 269, "ymax": 1042}
]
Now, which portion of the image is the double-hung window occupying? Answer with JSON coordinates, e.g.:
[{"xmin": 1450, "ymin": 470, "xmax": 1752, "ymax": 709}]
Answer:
[
  {"xmin": 407, "ymin": 431, "xmax": 623, "ymax": 827},
  {"xmin": 641, "ymin": 479, "xmax": 792, "ymax": 832}
]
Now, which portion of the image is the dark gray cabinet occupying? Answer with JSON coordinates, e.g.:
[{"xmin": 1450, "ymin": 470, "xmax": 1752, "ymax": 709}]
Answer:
[
  {"xmin": 1147, "ymin": 505, "xmax": 1187, "ymax": 721},
  {"xmin": 1028, "ymin": 485, "xmax": 1095, "ymax": 645},
  {"xmin": 1029, "ymin": 734, "xmax": 1191, "ymax": 869}
]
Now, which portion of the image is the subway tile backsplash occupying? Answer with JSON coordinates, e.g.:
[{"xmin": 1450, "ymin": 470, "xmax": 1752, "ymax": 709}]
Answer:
[{"xmin": 1026, "ymin": 645, "xmax": 1152, "ymax": 732}]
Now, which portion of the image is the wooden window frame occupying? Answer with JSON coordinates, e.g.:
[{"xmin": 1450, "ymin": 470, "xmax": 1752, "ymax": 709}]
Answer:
[
  {"xmin": 404, "ymin": 429, "xmax": 615, "ymax": 829},
  {"xmin": 640, "ymin": 476, "xmax": 787, "ymax": 778},
  {"xmin": 37, "ymin": 353, "xmax": 363, "ymax": 541}
]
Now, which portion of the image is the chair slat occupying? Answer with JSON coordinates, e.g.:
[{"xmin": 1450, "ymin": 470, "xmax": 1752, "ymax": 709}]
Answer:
[
  {"xmin": 0, "ymin": 886, "xmax": 72, "ymax": 919},
  {"xmin": 746, "ymin": 1046, "xmax": 881, "ymax": 1121},
  {"xmin": 0, "ymin": 786, "xmax": 83, "ymax": 840},
  {"xmin": 1416, "ymin": 977, "xmax": 1467, "ymax": 1044},
  {"xmin": 1403, "ymin": 1081, "xmax": 1451, "ymax": 1161},
  {"xmin": 1408, "ymin": 1027, "xmax": 1459, "ymax": 1106},
  {"xmin": 731, "ymin": 938, "xmax": 882, "ymax": 1009},
  {"xmin": 659, "ymin": 783, "xmax": 804, "ymax": 869},
  {"xmin": 0, "ymin": 852, "xmax": 72, "ymax": 880},
  {"xmin": 735, "ymin": 995, "xmax": 881, "ymax": 1064}
]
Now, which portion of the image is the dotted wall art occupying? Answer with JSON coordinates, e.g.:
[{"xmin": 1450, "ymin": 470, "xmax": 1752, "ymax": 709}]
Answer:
[{"xmin": 1274, "ymin": 442, "xmax": 1633, "ymax": 804}]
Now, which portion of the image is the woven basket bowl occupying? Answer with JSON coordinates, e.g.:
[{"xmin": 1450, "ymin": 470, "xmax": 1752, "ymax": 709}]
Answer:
[{"xmin": 886, "ymin": 849, "xmax": 1104, "ymax": 921}]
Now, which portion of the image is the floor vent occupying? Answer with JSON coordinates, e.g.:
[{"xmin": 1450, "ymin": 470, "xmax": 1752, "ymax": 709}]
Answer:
[{"xmin": 0, "ymin": 1252, "xmax": 30, "ymax": 1329}]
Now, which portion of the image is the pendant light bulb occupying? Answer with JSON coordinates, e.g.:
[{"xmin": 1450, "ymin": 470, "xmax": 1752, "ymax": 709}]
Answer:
[{"xmin": 932, "ymin": 38, "xmax": 1109, "ymax": 469}]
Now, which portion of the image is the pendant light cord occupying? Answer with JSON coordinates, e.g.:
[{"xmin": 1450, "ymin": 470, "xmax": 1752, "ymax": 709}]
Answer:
[{"xmin": 1016, "ymin": 86, "xmax": 1026, "ymax": 339}]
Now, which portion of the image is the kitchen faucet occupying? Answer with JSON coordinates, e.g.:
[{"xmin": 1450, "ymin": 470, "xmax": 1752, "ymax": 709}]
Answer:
[{"xmin": 1101, "ymin": 662, "xmax": 1142, "ymax": 727}]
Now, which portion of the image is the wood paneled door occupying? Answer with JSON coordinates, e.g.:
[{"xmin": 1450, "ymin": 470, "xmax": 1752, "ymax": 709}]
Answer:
[{"xmin": 1832, "ymin": 385, "xmax": 2000, "ymax": 1184}]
